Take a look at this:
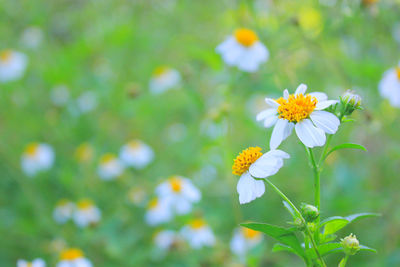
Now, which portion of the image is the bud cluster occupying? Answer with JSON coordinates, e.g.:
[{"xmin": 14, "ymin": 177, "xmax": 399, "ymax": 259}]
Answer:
[{"xmin": 341, "ymin": 233, "xmax": 360, "ymax": 255}]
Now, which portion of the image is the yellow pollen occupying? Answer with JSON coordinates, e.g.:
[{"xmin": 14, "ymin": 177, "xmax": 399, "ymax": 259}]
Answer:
[
  {"xmin": 232, "ymin": 147, "xmax": 263, "ymax": 175},
  {"xmin": 277, "ymin": 93, "xmax": 317, "ymax": 123},
  {"xmin": 25, "ymin": 143, "xmax": 39, "ymax": 157},
  {"xmin": 77, "ymin": 199, "xmax": 93, "ymax": 210},
  {"xmin": 60, "ymin": 248, "xmax": 83, "ymax": 260},
  {"xmin": 169, "ymin": 176, "xmax": 183, "ymax": 192},
  {"xmin": 0, "ymin": 50, "xmax": 12, "ymax": 62},
  {"xmin": 190, "ymin": 218, "xmax": 206, "ymax": 229},
  {"xmin": 128, "ymin": 140, "xmax": 141, "ymax": 149},
  {"xmin": 396, "ymin": 67, "xmax": 400, "ymax": 81},
  {"xmin": 75, "ymin": 143, "xmax": 93, "ymax": 162},
  {"xmin": 100, "ymin": 153, "xmax": 115, "ymax": 164},
  {"xmin": 242, "ymin": 228, "xmax": 261, "ymax": 239},
  {"xmin": 234, "ymin": 28, "xmax": 258, "ymax": 47},
  {"xmin": 148, "ymin": 198, "xmax": 158, "ymax": 209},
  {"xmin": 153, "ymin": 66, "xmax": 169, "ymax": 77}
]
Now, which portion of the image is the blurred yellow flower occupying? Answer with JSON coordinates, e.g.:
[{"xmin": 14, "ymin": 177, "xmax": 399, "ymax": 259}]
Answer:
[
  {"xmin": 75, "ymin": 143, "xmax": 94, "ymax": 163},
  {"xmin": 298, "ymin": 7, "xmax": 323, "ymax": 37}
]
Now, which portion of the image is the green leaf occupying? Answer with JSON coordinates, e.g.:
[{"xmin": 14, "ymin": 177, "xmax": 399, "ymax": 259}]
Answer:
[
  {"xmin": 320, "ymin": 217, "xmax": 349, "ymax": 236},
  {"xmin": 359, "ymin": 245, "xmax": 377, "ymax": 253},
  {"xmin": 272, "ymin": 243, "xmax": 297, "ymax": 254},
  {"xmin": 338, "ymin": 257, "xmax": 347, "ymax": 267},
  {"xmin": 345, "ymin": 213, "xmax": 381, "ymax": 223},
  {"xmin": 241, "ymin": 222, "xmax": 306, "ymax": 260},
  {"xmin": 325, "ymin": 143, "xmax": 367, "ymax": 160},
  {"xmin": 306, "ymin": 242, "xmax": 342, "ymax": 259}
]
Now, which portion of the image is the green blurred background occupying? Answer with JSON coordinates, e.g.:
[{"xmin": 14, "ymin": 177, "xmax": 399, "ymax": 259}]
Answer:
[{"xmin": 1, "ymin": 0, "xmax": 399, "ymax": 266}]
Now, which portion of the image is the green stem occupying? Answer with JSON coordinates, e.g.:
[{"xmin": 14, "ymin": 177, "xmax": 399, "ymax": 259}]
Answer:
[
  {"xmin": 264, "ymin": 179, "xmax": 327, "ymax": 267},
  {"xmin": 308, "ymin": 148, "xmax": 321, "ymax": 211},
  {"xmin": 340, "ymin": 254, "xmax": 350, "ymax": 267}
]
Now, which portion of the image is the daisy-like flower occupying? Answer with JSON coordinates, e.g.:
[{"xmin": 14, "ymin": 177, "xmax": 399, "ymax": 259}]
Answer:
[
  {"xmin": 17, "ymin": 258, "xmax": 46, "ymax": 267},
  {"xmin": 149, "ymin": 66, "xmax": 181, "ymax": 94},
  {"xmin": 378, "ymin": 63, "xmax": 400, "ymax": 108},
  {"xmin": 230, "ymin": 227, "xmax": 263, "ymax": 258},
  {"xmin": 257, "ymin": 84, "xmax": 340, "ymax": 149},
  {"xmin": 97, "ymin": 153, "xmax": 124, "ymax": 180},
  {"xmin": 53, "ymin": 199, "xmax": 75, "ymax": 224},
  {"xmin": 75, "ymin": 143, "xmax": 94, "ymax": 163},
  {"xmin": 119, "ymin": 140, "xmax": 154, "ymax": 169},
  {"xmin": 72, "ymin": 199, "xmax": 101, "ymax": 228},
  {"xmin": 57, "ymin": 248, "xmax": 92, "ymax": 267},
  {"xmin": 216, "ymin": 28, "xmax": 269, "ymax": 72},
  {"xmin": 180, "ymin": 218, "xmax": 215, "ymax": 249},
  {"xmin": 232, "ymin": 147, "xmax": 290, "ymax": 204},
  {"xmin": 0, "ymin": 49, "xmax": 27, "ymax": 83},
  {"xmin": 21, "ymin": 143, "xmax": 55, "ymax": 177},
  {"xmin": 156, "ymin": 176, "xmax": 201, "ymax": 215},
  {"xmin": 153, "ymin": 230, "xmax": 179, "ymax": 251},
  {"xmin": 145, "ymin": 197, "xmax": 172, "ymax": 226}
]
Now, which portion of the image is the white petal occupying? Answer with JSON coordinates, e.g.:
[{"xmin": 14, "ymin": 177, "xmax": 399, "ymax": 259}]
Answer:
[
  {"xmin": 295, "ymin": 119, "xmax": 326, "ymax": 148},
  {"xmin": 249, "ymin": 150, "xmax": 289, "ymax": 179},
  {"xmin": 283, "ymin": 89, "xmax": 289, "ymax": 99},
  {"xmin": 265, "ymin": 98, "xmax": 279, "ymax": 108},
  {"xmin": 256, "ymin": 108, "xmax": 277, "ymax": 121},
  {"xmin": 310, "ymin": 110, "xmax": 340, "ymax": 134},
  {"xmin": 237, "ymin": 172, "xmax": 265, "ymax": 204},
  {"xmin": 315, "ymin": 100, "xmax": 338, "ymax": 110},
  {"xmin": 264, "ymin": 115, "xmax": 278, "ymax": 128},
  {"xmin": 270, "ymin": 119, "xmax": 292, "ymax": 149},
  {"xmin": 264, "ymin": 149, "xmax": 290, "ymax": 159},
  {"xmin": 308, "ymin": 92, "xmax": 327, "ymax": 102},
  {"xmin": 295, "ymin": 83, "xmax": 307, "ymax": 95}
]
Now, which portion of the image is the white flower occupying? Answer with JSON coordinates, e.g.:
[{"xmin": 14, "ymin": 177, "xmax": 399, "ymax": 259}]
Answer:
[
  {"xmin": 57, "ymin": 248, "xmax": 92, "ymax": 267},
  {"xmin": 50, "ymin": 85, "xmax": 70, "ymax": 107},
  {"xmin": 72, "ymin": 199, "xmax": 101, "ymax": 228},
  {"xmin": 257, "ymin": 84, "xmax": 340, "ymax": 149},
  {"xmin": 342, "ymin": 90, "xmax": 362, "ymax": 107},
  {"xmin": 230, "ymin": 227, "xmax": 263, "ymax": 258},
  {"xmin": 180, "ymin": 219, "xmax": 215, "ymax": 249},
  {"xmin": 76, "ymin": 91, "xmax": 97, "ymax": 113},
  {"xmin": 17, "ymin": 258, "xmax": 46, "ymax": 267},
  {"xmin": 119, "ymin": 140, "xmax": 154, "ymax": 169},
  {"xmin": 216, "ymin": 28, "xmax": 269, "ymax": 72},
  {"xmin": 21, "ymin": 143, "xmax": 55, "ymax": 177},
  {"xmin": 149, "ymin": 66, "xmax": 181, "ymax": 94},
  {"xmin": 20, "ymin": 26, "xmax": 43, "ymax": 49},
  {"xmin": 53, "ymin": 199, "xmax": 75, "ymax": 224},
  {"xmin": 232, "ymin": 147, "xmax": 290, "ymax": 204},
  {"xmin": 378, "ymin": 63, "xmax": 400, "ymax": 108},
  {"xmin": 145, "ymin": 197, "xmax": 172, "ymax": 226},
  {"xmin": 97, "ymin": 153, "xmax": 124, "ymax": 180},
  {"xmin": 153, "ymin": 230, "xmax": 178, "ymax": 250},
  {"xmin": 156, "ymin": 176, "xmax": 201, "ymax": 215},
  {"xmin": 0, "ymin": 49, "xmax": 27, "ymax": 82}
]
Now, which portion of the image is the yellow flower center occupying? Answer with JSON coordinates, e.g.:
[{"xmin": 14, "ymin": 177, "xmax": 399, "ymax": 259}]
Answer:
[
  {"xmin": 26, "ymin": 263, "xmax": 33, "ymax": 267},
  {"xmin": 243, "ymin": 228, "xmax": 261, "ymax": 240},
  {"xmin": 232, "ymin": 147, "xmax": 263, "ymax": 175},
  {"xmin": 60, "ymin": 248, "xmax": 84, "ymax": 260},
  {"xmin": 77, "ymin": 199, "xmax": 93, "ymax": 210},
  {"xmin": 100, "ymin": 153, "xmax": 115, "ymax": 164},
  {"xmin": 128, "ymin": 140, "xmax": 141, "ymax": 149},
  {"xmin": 169, "ymin": 176, "xmax": 183, "ymax": 192},
  {"xmin": 396, "ymin": 67, "xmax": 400, "ymax": 81},
  {"xmin": 234, "ymin": 28, "xmax": 258, "ymax": 47},
  {"xmin": 25, "ymin": 143, "xmax": 39, "ymax": 157},
  {"xmin": 75, "ymin": 143, "xmax": 93, "ymax": 162},
  {"xmin": 148, "ymin": 198, "xmax": 159, "ymax": 209},
  {"xmin": 57, "ymin": 198, "xmax": 70, "ymax": 207},
  {"xmin": 277, "ymin": 94, "xmax": 317, "ymax": 123},
  {"xmin": 153, "ymin": 66, "xmax": 169, "ymax": 77},
  {"xmin": 190, "ymin": 218, "xmax": 206, "ymax": 229},
  {"xmin": 0, "ymin": 50, "xmax": 12, "ymax": 62}
]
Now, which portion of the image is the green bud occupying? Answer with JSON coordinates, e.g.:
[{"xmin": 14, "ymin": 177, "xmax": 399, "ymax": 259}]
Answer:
[
  {"xmin": 300, "ymin": 203, "xmax": 319, "ymax": 222},
  {"xmin": 341, "ymin": 233, "xmax": 360, "ymax": 255},
  {"xmin": 293, "ymin": 217, "xmax": 306, "ymax": 231}
]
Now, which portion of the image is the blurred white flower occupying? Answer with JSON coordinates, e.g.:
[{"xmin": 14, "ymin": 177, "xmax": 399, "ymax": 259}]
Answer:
[
  {"xmin": 119, "ymin": 140, "xmax": 154, "ymax": 169},
  {"xmin": 50, "ymin": 85, "xmax": 70, "ymax": 107},
  {"xmin": 0, "ymin": 49, "xmax": 27, "ymax": 83},
  {"xmin": 53, "ymin": 199, "xmax": 75, "ymax": 224},
  {"xmin": 378, "ymin": 63, "xmax": 400, "ymax": 108},
  {"xmin": 149, "ymin": 66, "xmax": 181, "ymax": 94},
  {"xmin": 165, "ymin": 123, "xmax": 187, "ymax": 143},
  {"xmin": 17, "ymin": 258, "xmax": 46, "ymax": 267},
  {"xmin": 230, "ymin": 227, "xmax": 263, "ymax": 258},
  {"xmin": 145, "ymin": 197, "xmax": 172, "ymax": 226},
  {"xmin": 76, "ymin": 91, "xmax": 97, "ymax": 113},
  {"xmin": 127, "ymin": 187, "xmax": 147, "ymax": 206},
  {"xmin": 97, "ymin": 153, "xmax": 124, "ymax": 180},
  {"xmin": 57, "ymin": 248, "xmax": 92, "ymax": 267},
  {"xmin": 257, "ymin": 84, "xmax": 340, "ymax": 149},
  {"xmin": 20, "ymin": 26, "xmax": 43, "ymax": 49},
  {"xmin": 156, "ymin": 176, "xmax": 201, "ymax": 215},
  {"xmin": 72, "ymin": 199, "xmax": 101, "ymax": 228},
  {"xmin": 232, "ymin": 147, "xmax": 290, "ymax": 204},
  {"xmin": 21, "ymin": 143, "xmax": 55, "ymax": 177},
  {"xmin": 180, "ymin": 218, "xmax": 215, "ymax": 249},
  {"xmin": 216, "ymin": 28, "xmax": 269, "ymax": 72},
  {"xmin": 153, "ymin": 230, "xmax": 178, "ymax": 250}
]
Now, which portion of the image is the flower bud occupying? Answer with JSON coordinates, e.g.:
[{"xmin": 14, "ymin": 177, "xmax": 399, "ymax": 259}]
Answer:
[
  {"xmin": 341, "ymin": 233, "xmax": 360, "ymax": 255},
  {"xmin": 342, "ymin": 90, "xmax": 362, "ymax": 108},
  {"xmin": 300, "ymin": 203, "xmax": 319, "ymax": 222},
  {"xmin": 293, "ymin": 217, "xmax": 306, "ymax": 231}
]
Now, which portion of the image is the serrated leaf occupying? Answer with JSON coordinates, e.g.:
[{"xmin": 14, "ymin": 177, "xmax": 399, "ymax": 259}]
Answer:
[
  {"xmin": 241, "ymin": 222, "xmax": 306, "ymax": 260},
  {"xmin": 345, "ymin": 213, "xmax": 381, "ymax": 223},
  {"xmin": 325, "ymin": 143, "xmax": 367, "ymax": 160}
]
